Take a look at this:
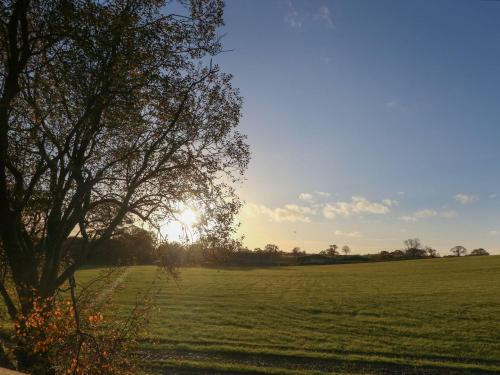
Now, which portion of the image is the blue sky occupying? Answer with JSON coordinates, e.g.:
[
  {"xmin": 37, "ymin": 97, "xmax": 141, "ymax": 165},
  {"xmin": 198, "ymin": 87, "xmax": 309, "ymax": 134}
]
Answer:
[{"xmin": 213, "ymin": 0, "xmax": 500, "ymax": 254}]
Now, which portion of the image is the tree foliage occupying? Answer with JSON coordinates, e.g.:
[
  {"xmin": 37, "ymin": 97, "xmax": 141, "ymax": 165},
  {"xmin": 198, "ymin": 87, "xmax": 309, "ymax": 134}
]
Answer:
[
  {"xmin": 470, "ymin": 248, "xmax": 489, "ymax": 256},
  {"xmin": 291, "ymin": 246, "xmax": 304, "ymax": 256},
  {"xmin": 404, "ymin": 238, "xmax": 421, "ymax": 251},
  {"xmin": 450, "ymin": 246, "xmax": 467, "ymax": 257},
  {"xmin": 0, "ymin": 0, "xmax": 248, "ymax": 371},
  {"xmin": 341, "ymin": 245, "xmax": 351, "ymax": 255},
  {"xmin": 326, "ymin": 244, "xmax": 338, "ymax": 256},
  {"xmin": 425, "ymin": 247, "xmax": 438, "ymax": 258},
  {"xmin": 264, "ymin": 244, "xmax": 279, "ymax": 254}
]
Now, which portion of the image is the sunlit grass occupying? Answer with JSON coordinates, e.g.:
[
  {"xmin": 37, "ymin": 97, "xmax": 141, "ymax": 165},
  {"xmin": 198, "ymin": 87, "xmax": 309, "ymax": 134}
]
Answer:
[{"xmin": 77, "ymin": 256, "xmax": 500, "ymax": 373}]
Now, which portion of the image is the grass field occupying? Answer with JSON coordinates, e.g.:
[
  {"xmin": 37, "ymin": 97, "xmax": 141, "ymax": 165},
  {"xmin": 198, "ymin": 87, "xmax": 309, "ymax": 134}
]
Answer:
[{"xmin": 76, "ymin": 256, "xmax": 500, "ymax": 374}]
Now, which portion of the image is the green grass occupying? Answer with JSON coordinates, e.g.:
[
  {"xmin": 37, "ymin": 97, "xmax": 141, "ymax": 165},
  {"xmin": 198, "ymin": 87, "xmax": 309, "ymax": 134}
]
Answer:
[{"xmin": 78, "ymin": 256, "xmax": 500, "ymax": 374}]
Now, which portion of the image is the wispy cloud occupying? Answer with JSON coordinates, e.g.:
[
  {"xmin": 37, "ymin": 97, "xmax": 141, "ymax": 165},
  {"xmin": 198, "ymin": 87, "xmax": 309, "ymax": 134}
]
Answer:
[
  {"xmin": 285, "ymin": 1, "xmax": 302, "ymax": 29},
  {"xmin": 414, "ymin": 209, "xmax": 438, "ymax": 219},
  {"xmin": 454, "ymin": 193, "xmax": 479, "ymax": 205},
  {"xmin": 316, "ymin": 191, "xmax": 331, "ymax": 197},
  {"xmin": 334, "ymin": 229, "xmax": 362, "ymax": 238},
  {"xmin": 300, "ymin": 191, "xmax": 332, "ymax": 202},
  {"xmin": 382, "ymin": 199, "xmax": 399, "ymax": 207},
  {"xmin": 399, "ymin": 216, "xmax": 419, "ymax": 223},
  {"xmin": 244, "ymin": 203, "xmax": 314, "ymax": 223},
  {"xmin": 323, "ymin": 196, "xmax": 392, "ymax": 220},
  {"xmin": 299, "ymin": 192, "xmax": 315, "ymax": 203},
  {"xmin": 385, "ymin": 100, "xmax": 408, "ymax": 112},
  {"xmin": 314, "ymin": 6, "xmax": 334, "ymax": 29},
  {"xmin": 489, "ymin": 193, "xmax": 497, "ymax": 199},
  {"xmin": 399, "ymin": 209, "xmax": 457, "ymax": 222}
]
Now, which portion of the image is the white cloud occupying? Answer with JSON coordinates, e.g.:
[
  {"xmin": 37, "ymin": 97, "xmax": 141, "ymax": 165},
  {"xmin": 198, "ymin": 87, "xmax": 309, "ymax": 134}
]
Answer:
[
  {"xmin": 414, "ymin": 209, "xmax": 438, "ymax": 219},
  {"xmin": 323, "ymin": 204, "xmax": 337, "ymax": 219},
  {"xmin": 488, "ymin": 230, "xmax": 499, "ymax": 236},
  {"xmin": 299, "ymin": 193, "xmax": 315, "ymax": 203},
  {"xmin": 299, "ymin": 191, "xmax": 336, "ymax": 203},
  {"xmin": 382, "ymin": 199, "xmax": 399, "ymax": 207},
  {"xmin": 399, "ymin": 215, "xmax": 418, "ymax": 222},
  {"xmin": 314, "ymin": 6, "xmax": 334, "ymax": 29},
  {"xmin": 323, "ymin": 196, "xmax": 391, "ymax": 220},
  {"xmin": 350, "ymin": 196, "xmax": 391, "ymax": 214},
  {"xmin": 244, "ymin": 203, "xmax": 314, "ymax": 223},
  {"xmin": 316, "ymin": 191, "xmax": 331, "ymax": 197},
  {"xmin": 285, "ymin": 1, "xmax": 302, "ymax": 29},
  {"xmin": 334, "ymin": 230, "xmax": 362, "ymax": 238},
  {"xmin": 489, "ymin": 194, "xmax": 497, "ymax": 199},
  {"xmin": 454, "ymin": 193, "xmax": 479, "ymax": 205},
  {"xmin": 243, "ymin": 202, "xmax": 262, "ymax": 218},
  {"xmin": 397, "ymin": 191, "xmax": 405, "ymax": 196},
  {"xmin": 400, "ymin": 209, "xmax": 458, "ymax": 222}
]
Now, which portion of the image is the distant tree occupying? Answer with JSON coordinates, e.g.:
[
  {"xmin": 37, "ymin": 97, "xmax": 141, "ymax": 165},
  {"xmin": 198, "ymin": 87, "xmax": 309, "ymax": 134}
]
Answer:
[
  {"xmin": 425, "ymin": 247, "xmax": 439, "ymax": 258},
  {"xmin": 405, "ymin": 248, "xmax": 427, "ymax": 258},
  {"xmin": 260, "ymin": 244, "xmax": 279, "ymax": 265},
  {"xmin": 342, "ymin": 245, "xmax": 351, "ymax": 255},
  {"xmin": 203, "ymin": 241, "xmax": 237, "ymax": 266},
  {"xmin": 157, "ymin": 242, "xmax": 186, "ymax": 270},
  {"xmin": 86, "ymin": 226, "xmax": 156, "ymax": 265},
  {"xmin": 450, "ymin": 246, "xmax": 467, "ymax": 257},
  {"xmin": 118, "ymin": 227, "xmax": 157, "ymax": 264},
  {"xmin": 264, "ymin": 244, "xmax": 279, "ymax": 253},
  {"xmin": 292, "ymin": 247, "xmax": 303, "ymax": 256},
  {"xmin": 404, "ymin": 238, "xmax": 422, "ymax": 250},
  {"xmin": 185, "ymin": 243, "xmax": 205, "ymax": 266},
  {"xmin": 470, "ymin": 248, "xmax": 490, "ymax": 256},
  {"xmin": 391, "ymin": 250, "xmax": 405, "ymax": 258},
  {"xmin": 378, "ymin": 250, "xmax": 392, "ymax": 259},
  {"xmin": 403, "ymin": 238, "xmax": 426, "ymax": 258},
  {"xmin": 326, "ymin": 244, "xmax": 339, "ymax": 256}
]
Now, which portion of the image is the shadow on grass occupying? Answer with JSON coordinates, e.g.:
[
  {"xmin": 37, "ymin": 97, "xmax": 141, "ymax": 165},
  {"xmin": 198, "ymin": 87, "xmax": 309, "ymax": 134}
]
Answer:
[
  {"xmin": 140, "ymin": 338, "xmax": 500, "ymax": 368},
  {"xmin": 142, "ymin": 345, "xmax": 500, "ymax": 375}
]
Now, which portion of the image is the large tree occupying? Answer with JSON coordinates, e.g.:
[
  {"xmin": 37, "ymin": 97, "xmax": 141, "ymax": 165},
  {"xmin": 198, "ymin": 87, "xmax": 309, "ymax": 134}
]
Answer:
[
  {"xmin": 341, "ymin": 245, "xmax": 350, "ymax": 255},
  {"xmin": 470, "ymin": 248, "xmax": 489, "ymax": 256},
  {"xmin": 450, "ymin": 245, "xmax": 467, "ymax": 257},
  {"xmin": 326, "ymin": 244, "xmax": 338, "ymax": 256},
  {"xmin": 404, "ymin": 238, "xmax": 421, "ymax": 251},
  {"xmin": 0, "ymin": 0, "xmax": 249, "ymax": 370}
]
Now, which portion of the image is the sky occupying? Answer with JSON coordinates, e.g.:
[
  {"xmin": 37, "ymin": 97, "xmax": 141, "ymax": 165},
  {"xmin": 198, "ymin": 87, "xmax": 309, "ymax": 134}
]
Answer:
[{"xmin": 210, "ymin": 0, "xmax": 500, "ymax": 255}]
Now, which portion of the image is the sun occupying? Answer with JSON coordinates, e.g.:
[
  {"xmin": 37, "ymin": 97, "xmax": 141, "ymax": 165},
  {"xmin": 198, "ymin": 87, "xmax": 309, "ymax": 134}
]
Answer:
[
  {"xmin": 159, "ymin": 206, "xmax": 200, "ymax": 242},
  {"xmin": 178, "ymin": 208, "xmax": 198, "ymax": 228}
]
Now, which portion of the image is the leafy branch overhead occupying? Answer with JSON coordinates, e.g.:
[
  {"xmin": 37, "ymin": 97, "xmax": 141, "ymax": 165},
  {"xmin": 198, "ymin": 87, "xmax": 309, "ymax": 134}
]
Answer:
[{"xmin": 0, "ymin": 0, "xmax": 249, "ymax": 371}]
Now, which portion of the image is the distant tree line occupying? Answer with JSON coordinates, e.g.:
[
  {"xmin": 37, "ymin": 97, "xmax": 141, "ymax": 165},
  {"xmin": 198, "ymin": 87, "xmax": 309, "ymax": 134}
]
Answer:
[
  {"xmin": 69, "ymin": 230, "xmax": 491, "ymax": 268},
  {"xmin": 376, "ymin": 239, "xmax": 490, "ymax": 261}
]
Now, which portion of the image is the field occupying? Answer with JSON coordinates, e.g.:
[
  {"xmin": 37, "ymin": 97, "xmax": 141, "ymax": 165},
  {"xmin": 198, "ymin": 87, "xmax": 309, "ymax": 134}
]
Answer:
[{"xmin": 76, "ymin": 256, "xmax": 500, "ymax": 374}]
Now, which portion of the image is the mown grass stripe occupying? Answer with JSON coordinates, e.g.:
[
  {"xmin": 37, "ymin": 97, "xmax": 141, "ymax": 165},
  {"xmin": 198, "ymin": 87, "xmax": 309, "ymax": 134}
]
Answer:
[
  {"xmin": 149, "ymin": 359, "xmax": 352, "ymax": 375},
  {"xmin": 74, "ymin": 257, "xmax": 500, "ymax": 374}
]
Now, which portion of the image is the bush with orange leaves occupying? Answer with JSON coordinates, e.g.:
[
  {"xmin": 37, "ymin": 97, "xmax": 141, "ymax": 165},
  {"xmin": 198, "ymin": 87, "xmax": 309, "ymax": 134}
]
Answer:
[{"xmin": 9, "ymin": 268, "xmax": 154, "ymax": 374}]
